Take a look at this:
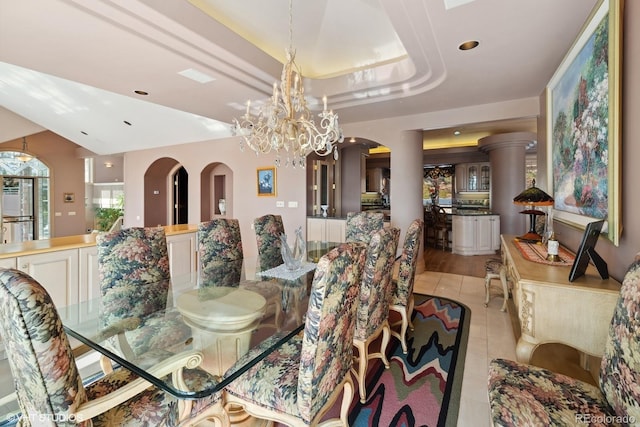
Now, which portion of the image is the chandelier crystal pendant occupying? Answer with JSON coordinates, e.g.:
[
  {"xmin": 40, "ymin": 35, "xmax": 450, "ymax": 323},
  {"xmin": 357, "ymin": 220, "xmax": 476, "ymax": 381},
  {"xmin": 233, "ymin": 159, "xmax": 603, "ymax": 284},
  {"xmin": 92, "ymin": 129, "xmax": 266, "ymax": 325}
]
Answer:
[{"xmin": 231, "ymin": 0, "xmax": 343, "ymax": 168}]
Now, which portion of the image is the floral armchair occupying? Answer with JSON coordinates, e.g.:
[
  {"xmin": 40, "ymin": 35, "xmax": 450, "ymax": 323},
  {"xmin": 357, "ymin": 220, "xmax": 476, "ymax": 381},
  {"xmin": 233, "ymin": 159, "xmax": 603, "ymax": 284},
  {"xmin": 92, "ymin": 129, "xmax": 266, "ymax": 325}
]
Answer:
[
  {"xmin": 488, "ymin": 253, "xmax": 640, "ymax": 426},
  {"xmin": 224, "ymin": 242, "xmax": 367, "ymax": 426},
  {"xmin": 96, "ymin": 227, "xmax": 191, "ymax": 368},
  {"xmin": 353, "ymin": 226, "xmax": 400, "ymax": 403},
  {"xmin": 389, "ymin": 218, "xmax": 424, "ymax": 354},
  {"xmin": 345, "ymin": 211, "xmax": 385, "ymax": 244},
  {"xmin": 0, "ymin": 268, "xmax": 228, "ymax": 427},
  {"xmin": 254, "ymin": 214, "xmax": 285, "ymax": 271}
]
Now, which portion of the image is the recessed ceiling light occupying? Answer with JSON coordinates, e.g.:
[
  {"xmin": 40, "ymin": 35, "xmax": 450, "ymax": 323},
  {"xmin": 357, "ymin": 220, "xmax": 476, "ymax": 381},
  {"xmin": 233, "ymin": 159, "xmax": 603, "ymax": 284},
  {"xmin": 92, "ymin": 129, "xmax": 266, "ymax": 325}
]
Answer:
[
  {"xmin": 458, "ymin": 40, "xmax": 479, "ymax": 51},
  {"xmin": 134, "ymin": 90, "xmax": 149, "ymax": 96}
]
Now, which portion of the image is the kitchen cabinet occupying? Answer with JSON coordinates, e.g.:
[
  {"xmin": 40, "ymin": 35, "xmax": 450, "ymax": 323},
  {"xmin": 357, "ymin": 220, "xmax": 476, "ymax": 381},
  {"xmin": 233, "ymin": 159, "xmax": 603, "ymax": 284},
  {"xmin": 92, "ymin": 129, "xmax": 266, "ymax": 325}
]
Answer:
[
  {"xmin": 455, "ymin": 162, "xmax": 490, "ymax": 192},
  {"xmin": 452, "ymin": 214, "xmax": 500, "ymax": 255},
  {"xmin": 307, "ymin": 217, "xmax": 346, "ymax": 243},
  {"xmin": 17, "ymin": 249, "xmax": 80, "ymax": 308},
  {"xmin": 79, "ymin": 246, "xmax": 100, "ymax": 302},
  {"xmin": 166, "ymin": 231, "xmax": 197, "ymax": 278}
]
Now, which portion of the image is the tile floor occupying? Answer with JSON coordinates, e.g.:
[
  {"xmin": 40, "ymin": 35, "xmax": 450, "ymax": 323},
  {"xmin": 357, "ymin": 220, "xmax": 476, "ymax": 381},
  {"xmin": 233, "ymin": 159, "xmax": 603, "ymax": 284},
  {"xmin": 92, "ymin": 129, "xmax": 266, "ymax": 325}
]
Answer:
[
  {"xmin": 0, "ymin": 270, "xmax": 514, "ymax": 426},
  {"xmin": 413, "ymin": 270, "xmax": 517, "ymax": 427}
]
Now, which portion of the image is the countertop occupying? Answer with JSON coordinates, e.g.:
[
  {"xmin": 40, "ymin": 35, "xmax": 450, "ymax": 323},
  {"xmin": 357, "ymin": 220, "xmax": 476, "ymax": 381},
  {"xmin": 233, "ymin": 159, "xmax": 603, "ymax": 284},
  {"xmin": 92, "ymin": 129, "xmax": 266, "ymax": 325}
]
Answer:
[{"xmin": 0, "ymin": 224, "xmax": 198, "ymax": 259}]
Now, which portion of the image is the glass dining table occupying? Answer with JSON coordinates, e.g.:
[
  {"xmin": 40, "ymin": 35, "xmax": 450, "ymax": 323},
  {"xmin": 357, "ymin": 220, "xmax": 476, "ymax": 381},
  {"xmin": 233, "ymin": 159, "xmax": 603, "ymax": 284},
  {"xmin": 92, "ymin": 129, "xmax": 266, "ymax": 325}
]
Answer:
[{"xmin": 60, "ymin": 241, "xmax": 340, "ymax": 400}]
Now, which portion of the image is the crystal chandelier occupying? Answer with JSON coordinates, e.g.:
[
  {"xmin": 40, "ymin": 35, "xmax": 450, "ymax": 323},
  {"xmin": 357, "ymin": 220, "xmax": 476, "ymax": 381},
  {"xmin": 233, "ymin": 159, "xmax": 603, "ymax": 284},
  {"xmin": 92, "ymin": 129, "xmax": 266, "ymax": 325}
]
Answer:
[{"xmin": 231, "ymin": 0, "xmax": 343, "ymax": 168}]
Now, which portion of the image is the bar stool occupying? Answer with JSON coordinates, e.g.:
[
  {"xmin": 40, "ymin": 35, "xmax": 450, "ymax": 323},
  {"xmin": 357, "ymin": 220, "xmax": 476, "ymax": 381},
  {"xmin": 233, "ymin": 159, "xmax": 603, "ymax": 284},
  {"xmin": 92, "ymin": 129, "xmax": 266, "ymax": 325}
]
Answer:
[{"xmin": 484, "ymin": 258, "xmax": 509, "ymax": 311}]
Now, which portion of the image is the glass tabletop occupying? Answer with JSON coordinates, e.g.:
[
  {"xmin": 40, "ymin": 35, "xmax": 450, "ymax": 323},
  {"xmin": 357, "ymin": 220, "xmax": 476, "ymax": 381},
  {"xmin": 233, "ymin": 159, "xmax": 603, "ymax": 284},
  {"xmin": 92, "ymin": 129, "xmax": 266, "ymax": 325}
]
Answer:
[{"xmin": 60, "ymin": 259, "xmax": 314, "ymax": 399}]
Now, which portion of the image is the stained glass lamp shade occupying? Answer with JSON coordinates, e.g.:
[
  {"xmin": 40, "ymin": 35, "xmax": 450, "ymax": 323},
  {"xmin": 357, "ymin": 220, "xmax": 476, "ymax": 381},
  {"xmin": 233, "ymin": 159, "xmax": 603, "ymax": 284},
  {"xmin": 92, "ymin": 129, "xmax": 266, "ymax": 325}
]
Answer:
[{"xmin": 513, "ymin": 179, "xmax": 554, "ymax": 241}]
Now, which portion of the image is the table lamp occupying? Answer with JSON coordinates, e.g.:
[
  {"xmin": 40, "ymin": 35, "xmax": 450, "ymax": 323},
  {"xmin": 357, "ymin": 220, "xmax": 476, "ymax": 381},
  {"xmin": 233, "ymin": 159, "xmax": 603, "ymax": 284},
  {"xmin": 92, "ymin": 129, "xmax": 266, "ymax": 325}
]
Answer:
[{"xmin": 513, "ymin": 179, "xmax": 554, "ymax": 242}]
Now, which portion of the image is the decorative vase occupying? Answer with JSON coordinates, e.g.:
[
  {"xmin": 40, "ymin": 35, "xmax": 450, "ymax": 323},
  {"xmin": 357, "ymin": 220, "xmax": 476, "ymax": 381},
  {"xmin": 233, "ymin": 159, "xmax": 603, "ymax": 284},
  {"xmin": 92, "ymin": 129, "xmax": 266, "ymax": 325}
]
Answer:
[
  {"xmin": 293, "ymin": 226, "xmax": 306, "ymax": 264},
  {"xmin": 279, "ymin": 233, "xmax": 301, "ymax": 271},
  {"xmin": 218, "ymin": 198, "xmax": 226, "ymax": 216},
  {"xmin": 320, "ymin": 205, "xmax": 328, "ymax": 217}
]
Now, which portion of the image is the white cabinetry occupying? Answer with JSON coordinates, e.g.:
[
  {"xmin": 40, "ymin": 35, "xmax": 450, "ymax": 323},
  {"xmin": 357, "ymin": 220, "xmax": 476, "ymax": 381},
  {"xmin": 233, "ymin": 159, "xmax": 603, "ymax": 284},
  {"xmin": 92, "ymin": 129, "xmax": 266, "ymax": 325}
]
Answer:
[
  {"xmin": 307, "ymin": 218, "xmax": 346, "ymax": 243},
  {"xmin": 79, "ymin": 246, "xmax": 100, "ymax": 302},
  {"xmin": 452, "ymin": 215, "xmax": 500, "ymax": 255},
  {"xmin": 17, "ymin": 249, "xmax": 80, "ymax": 308},
  {"xmin": 166, "ymin": 232, "xmax": 197, "ymax": 278},
  {"xmin": 455, "ymin": 162, "xmax": 490, "ymax": 193}
]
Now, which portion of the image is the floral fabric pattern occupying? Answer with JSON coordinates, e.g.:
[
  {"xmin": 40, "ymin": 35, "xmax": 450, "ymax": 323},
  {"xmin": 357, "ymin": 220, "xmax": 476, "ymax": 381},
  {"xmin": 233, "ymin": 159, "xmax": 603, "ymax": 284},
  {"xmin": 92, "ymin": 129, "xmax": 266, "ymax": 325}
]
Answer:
[
  {"xmin": 488, "ymin": 358, "xmax": 614, "ymax": 426},
  {"xmin": 96, "ymin": 227, "xmax": 191, "ymax": 358},
  {"xmin": 345, "ymin": 211, "xmax": 384, "ymax": 244},
  {"xmin": 600, "ymin": 255, "xmax": 640, "ymax": 423},
  {"xmin": 0, "ymin": 268, "xmax": 222, "ymax": 427},
  {"xmin": 390, "ymin": 219, "xmax": 424, "ymax": 307},
  {"xmin": 198, "ymin": 219, "xmax": 244, "ymax": 286},
  {"xmin": 254, "ymin": 214, "xmax": 285, "ymax": 271},
  {"xmin": 488, "ymin": 254, "xmax": 640, "ymax": 426},
  {"xmin": 354, "ymin": 227, "xmax": 400, "ymax": 341},
  {"xmin": 224, "ymin": 242, "xmax": 367, "ymax": 424}
]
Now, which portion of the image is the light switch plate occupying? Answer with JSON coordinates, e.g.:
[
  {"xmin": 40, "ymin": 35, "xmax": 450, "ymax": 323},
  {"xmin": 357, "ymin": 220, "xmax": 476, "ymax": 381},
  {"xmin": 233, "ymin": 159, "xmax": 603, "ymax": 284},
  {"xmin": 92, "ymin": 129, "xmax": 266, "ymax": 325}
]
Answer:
[
  {"xmin": 276, "ymin": 201, "xmax": 285, "ymax": 208},
  {"xmin": 288, "ymin": 201, "xmax": 298, "ymax": 208}
]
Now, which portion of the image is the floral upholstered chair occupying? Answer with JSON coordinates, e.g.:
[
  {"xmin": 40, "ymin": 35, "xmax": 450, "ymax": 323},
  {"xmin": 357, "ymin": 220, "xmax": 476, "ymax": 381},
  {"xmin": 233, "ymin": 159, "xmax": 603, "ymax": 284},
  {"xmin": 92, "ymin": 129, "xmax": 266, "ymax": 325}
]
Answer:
[
  {"xmin": 224, "ymin": 242, "xmax": 367, "ymax": 426},
  {"xmin": 345, "ymin": 211, "xmax": 385, "ymax": 244},
  {"xmin": 197, "ymin": 218, "xmax": 244, "ymax": 286},
  {"xmin": 389, "ymin": 218, "xmax": 424, "ymax": 354},
  {"xmin": 96, "ymin": 227, "xmax": 191, "ymax": 369},
  {"xmin": 0, "ymin": 268, "xmax": 228, "ymax": 427},
  {"xmin": 254, "ymin": 214, "xmax": 285, "ymax": 271},
  {"xmin": 353, "ymin": 226, "xmax": 400, "ymax": 403},
  {"xmin": 198, "ymin": 218, "xmax": 282, "ymax": 327},
  {"xmin": 488, "ymin": 253, "xmax": 640, "ymax": 426}
]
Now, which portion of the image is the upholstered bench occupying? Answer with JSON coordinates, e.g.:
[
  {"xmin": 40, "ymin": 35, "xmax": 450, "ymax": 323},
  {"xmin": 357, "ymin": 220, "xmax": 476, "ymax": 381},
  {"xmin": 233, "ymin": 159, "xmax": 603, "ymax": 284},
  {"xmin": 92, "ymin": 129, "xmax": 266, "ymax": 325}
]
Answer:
[{"xmin": 484, "ymin": 258, "xmax": 508, "ymax": 312}]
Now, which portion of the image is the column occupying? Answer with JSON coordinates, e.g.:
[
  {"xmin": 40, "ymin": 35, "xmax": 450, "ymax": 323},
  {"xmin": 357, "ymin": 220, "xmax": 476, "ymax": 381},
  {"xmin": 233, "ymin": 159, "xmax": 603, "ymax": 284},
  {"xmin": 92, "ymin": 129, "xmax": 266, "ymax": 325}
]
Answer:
[{"xmin": 478, "ymin": 132, "xmax": 536, "ymax": 237}]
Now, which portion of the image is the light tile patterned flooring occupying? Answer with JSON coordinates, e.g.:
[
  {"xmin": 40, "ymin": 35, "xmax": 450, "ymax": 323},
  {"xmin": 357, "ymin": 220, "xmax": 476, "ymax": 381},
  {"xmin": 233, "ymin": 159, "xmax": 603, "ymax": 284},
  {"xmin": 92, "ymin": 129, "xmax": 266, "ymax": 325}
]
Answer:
[{"xmin": 413, "ymin": 270, "xmax": 517, "ymax": 427}]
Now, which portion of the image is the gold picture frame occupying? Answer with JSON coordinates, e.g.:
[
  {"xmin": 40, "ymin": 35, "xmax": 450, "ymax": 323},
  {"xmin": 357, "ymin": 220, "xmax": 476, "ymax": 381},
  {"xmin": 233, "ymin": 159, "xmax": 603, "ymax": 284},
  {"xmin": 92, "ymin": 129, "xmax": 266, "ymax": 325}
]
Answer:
[
  {"xmin": 63, "ymin": 192, "xmax": 75, "ymax": 203},
  {"xmin": 546, "ymin": 0, "xmax": 622, "ymax": 245},
  {"xmin": 257, "ymin": 167, "xmax": 276, "ymax": 197}
]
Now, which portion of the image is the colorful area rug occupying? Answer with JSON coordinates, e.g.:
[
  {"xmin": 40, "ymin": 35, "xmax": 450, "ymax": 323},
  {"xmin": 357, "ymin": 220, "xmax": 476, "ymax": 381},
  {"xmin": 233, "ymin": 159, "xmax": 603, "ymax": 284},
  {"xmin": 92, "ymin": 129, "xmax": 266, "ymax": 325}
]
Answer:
[{"xmin": 322, "ymin": 294, "xmax": 470, "ymax": 427}]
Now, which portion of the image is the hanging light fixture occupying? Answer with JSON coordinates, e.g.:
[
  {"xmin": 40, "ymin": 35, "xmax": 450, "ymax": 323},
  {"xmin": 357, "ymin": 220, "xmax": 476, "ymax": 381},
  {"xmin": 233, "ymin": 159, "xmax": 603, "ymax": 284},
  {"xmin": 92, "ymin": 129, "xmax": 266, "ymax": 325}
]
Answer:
[
  {"xmin": 16, "ymin": 137, "xmax": 35, "ymax": 162},
  {"xmin": 231, "ymin": 0, "xmax": 343, "ymax": 168}
]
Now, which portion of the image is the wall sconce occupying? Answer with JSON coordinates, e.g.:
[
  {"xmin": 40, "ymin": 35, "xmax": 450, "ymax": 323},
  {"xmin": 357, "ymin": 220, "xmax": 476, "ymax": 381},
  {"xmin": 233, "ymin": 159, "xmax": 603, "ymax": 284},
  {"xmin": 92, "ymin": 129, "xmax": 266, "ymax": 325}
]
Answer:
[{"xmin": 104, "ymin": 162, "xmax": 113, "ymax": 168}]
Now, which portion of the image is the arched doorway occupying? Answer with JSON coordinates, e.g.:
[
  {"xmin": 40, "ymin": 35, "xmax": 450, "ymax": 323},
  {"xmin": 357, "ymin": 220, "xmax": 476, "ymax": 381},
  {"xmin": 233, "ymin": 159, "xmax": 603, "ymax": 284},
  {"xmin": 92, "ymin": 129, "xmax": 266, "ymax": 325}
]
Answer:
[
  {"xmin": 172, "ymin": 166, "xmax": 188, "ymax": 225},
  {"xmin": 144, "ymin": 157, "xmax": 185, "ymax": 227}
]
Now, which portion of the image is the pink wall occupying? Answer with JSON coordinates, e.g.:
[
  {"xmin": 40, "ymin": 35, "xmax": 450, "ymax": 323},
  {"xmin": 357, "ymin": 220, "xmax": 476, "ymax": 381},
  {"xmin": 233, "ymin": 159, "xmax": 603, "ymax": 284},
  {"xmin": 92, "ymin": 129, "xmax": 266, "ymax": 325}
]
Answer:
[{"xmin": 0, "ymin": 131, "xmax": 87, "ymax": 237}]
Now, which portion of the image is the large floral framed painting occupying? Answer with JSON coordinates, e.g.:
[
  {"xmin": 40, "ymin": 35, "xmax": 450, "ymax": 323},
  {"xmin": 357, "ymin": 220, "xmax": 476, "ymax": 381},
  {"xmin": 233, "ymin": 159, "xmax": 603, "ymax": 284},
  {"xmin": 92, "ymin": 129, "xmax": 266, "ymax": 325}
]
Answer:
[{"xmin": 546, "ymin": 0, "xmax": 622, "ymax": 245}]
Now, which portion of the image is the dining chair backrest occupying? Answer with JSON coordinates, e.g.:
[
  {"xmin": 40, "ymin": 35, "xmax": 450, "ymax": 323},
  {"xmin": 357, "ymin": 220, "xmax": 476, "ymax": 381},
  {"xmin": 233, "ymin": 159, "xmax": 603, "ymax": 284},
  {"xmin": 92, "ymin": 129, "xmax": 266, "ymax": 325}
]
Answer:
[
  {"xmin": 0, "ymin": 268, "xmax": 88, "ymax": 422},
  {"xmin": 355, "ymin": 226, "xmax": 400, "ymax": 341},
  {"xmin": 198, "ymin": 218, "xmax": 244, "ymax": 286},
  {"xmin": 599, "ymin": 255, "xmax": 640, "ymax": 419},
  {"xmin": 345, "ymin": 211, "xmax": 385, "ymax": 244},
  {"xmin": 96, "ymin": 227, "xmax": 170, "ymax": 321},
  {"xmin": 297, "ymin": 242, "xmax": 367, "ymax": 421},
  {"xmin": 254, "ymin": 214, "xmax": 285, "ymax": 270},
  {"xmin": 198, "ymin": 218, "xmax": 243, "ymax": 263},
  {"xmin": 391, "ymin": 219, "xmax": 424, "ymax": 308}
]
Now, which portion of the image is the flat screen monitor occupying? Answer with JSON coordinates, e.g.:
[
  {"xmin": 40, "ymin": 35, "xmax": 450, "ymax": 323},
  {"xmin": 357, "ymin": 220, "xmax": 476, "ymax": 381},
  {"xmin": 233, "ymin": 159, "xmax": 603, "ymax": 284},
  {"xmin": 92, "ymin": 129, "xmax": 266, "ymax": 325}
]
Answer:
[{"xmin": 568, "ymin": 220, "xmax": 609, "ymax": 282}]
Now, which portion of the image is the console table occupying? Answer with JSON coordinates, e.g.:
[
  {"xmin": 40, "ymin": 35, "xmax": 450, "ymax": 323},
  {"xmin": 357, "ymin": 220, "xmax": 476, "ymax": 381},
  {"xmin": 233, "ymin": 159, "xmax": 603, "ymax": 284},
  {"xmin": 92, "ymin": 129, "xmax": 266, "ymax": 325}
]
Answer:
[{"xmin": 501, "ymin": 235, "xmax": 621, "ymax": 363}]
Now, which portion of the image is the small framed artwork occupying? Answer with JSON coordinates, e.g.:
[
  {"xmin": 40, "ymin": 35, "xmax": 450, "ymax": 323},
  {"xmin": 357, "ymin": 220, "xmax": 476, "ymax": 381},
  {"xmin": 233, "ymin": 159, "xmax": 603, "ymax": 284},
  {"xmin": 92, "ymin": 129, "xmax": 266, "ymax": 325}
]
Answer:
[
  {"xmin": 257, "ymin": 167, "xmax": 276, "ymax": 197},
  {"xmin": 63, "ymin": 192, "xmax": 75, "ymax": 203}
]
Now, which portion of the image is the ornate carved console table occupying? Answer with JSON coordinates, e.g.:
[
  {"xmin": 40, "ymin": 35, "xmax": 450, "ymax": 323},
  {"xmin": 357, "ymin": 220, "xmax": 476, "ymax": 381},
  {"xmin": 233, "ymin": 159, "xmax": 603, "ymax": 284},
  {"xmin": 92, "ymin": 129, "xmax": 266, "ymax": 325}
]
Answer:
[{"xmin": 501, "ymin": 235, "xmax": 621, "ymax": 363}]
